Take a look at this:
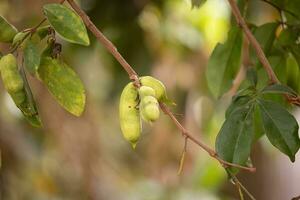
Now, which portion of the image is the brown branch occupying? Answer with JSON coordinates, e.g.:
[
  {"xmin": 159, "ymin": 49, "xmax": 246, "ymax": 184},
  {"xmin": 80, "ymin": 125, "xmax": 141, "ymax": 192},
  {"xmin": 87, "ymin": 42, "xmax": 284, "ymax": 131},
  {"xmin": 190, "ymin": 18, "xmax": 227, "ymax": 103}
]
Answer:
[
  {"xmin": 292, "ymin": 195, "xmax": 300, "ymax": 200},
  {"xmin": 230, "ymin": 172, "xmax": 257, "ymax": 200},
  {"xmin": 177, "ymin": 136, "xmax": 188, "ymax": 175},
  {"xmin": 227, "ymin": 0, "xmax": 300, "ymax": 106},
  {"xmin": 66, "ymin": 0, "xmax": 256, "ymax": 173},
  {"xmin": 66, "ymin": 0, "xmax": 139, "ymax": 85},
  {"xmin": 227, "ymin": 0, "xmax": 279, "ymax": 84},
  {"xmin": 160, "ymin": 103, "xmax": 256, "ymax": 172}
]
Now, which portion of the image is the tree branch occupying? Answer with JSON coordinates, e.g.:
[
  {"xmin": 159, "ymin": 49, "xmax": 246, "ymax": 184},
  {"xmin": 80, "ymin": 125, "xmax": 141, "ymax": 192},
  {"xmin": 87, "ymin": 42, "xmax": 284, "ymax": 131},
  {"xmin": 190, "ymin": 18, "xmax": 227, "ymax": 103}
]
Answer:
[
  {"xmin": 66, "ymin": 0, "xmax": 139, "ymax": 85},
  {"xmin": 66, "ymin": 0, "xmax": 256, "ymax": 173},
  {"xmin": 227, "ymin": 0, "xmax": 300, "ymax": 106},
  {"xmin": 160, "ymin": 103, "xmax": 256, "ymax": 172},
  {"xmin": 227, "ymin": 0, "xmax": 279, "ymax": 84}
]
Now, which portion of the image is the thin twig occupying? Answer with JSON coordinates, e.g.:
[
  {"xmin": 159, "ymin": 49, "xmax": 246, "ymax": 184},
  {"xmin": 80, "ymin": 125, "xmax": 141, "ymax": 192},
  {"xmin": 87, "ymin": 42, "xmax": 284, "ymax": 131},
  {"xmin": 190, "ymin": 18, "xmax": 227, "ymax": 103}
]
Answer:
[
  {"xmin": 231, "ymin": 174, "xmax": 256, "ymax": 200},
  {"xmin": 228, "ymin": 0, "xmax": 278, "ymax": 84},
  {"xmin": 65, "ymin": 0, "xmax": 256, "ymax": 173},
  {"xmin": 10, "ymin": 0, "xmax": 66, "ymax": 53},
  {"xmin": 177, "ymin": 136, "xmax": 188, "ymax": 175},
  {"xmin": 160, "ymin": 103, "xmax": 256, "ymax": 172},
  {"xmin": 237, "ymin": 183, "xmax": 245, "ymax": 200},
  {"xmin": 227, "ymin": 169, "xmax": 256, "ymax": 200}
]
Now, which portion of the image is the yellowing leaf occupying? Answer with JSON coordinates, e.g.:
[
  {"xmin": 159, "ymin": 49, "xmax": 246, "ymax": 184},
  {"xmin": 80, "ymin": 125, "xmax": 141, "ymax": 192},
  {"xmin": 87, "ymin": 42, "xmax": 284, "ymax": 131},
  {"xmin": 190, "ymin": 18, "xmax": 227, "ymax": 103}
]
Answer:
[
  {"xmin": 38, "ymin": 57, "xmax": 86, "ymax": 116},
  {"xmin": 43, "ymin": 4, "xmax": 90, "ymax": 46},
  {"xmin": 24, "ymin": 39, "xmax": 41, "ymax": 75}
]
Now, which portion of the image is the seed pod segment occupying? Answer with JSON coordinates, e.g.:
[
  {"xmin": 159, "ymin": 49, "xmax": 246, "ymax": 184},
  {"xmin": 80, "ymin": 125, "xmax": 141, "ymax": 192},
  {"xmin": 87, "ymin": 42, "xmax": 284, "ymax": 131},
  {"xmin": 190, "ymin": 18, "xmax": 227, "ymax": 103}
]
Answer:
[
  {"xmin": 138, "ymin": 86, "xmax": 156, "ymax": 98},
  {"xmin": 0, "ymin": 54, "xmax": 42, "ymax": 127},
  {"xmin": 0, "ymin": 54, "xmax": 24, "ymax": 96},
  {"xmin": 119, "ymin": 82, "xmax": 141, "ymax": 148},
  {"xmin": 140, "ymin": 76, "xmax": 174, "ymax": 105},
  {"xmin": 140, "ymin": 96, "xmax": 160, "ymax": 122}
]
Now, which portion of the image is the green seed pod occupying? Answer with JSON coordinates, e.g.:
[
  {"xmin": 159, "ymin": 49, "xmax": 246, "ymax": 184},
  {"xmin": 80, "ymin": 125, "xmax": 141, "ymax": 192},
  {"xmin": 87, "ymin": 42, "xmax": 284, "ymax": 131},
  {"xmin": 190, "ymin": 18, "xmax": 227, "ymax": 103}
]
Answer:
[
  {"xmin": 138, "ymin": 86, "xmax": 156, "ymax": 98},
  {"xmin": 10, "ymin": 90, "xmax": 26, "ymax": 105},
  {"xmin": 0, "ymin": 16, "xmax": 18, "ymax": 43},
  {"xmin": 140, "ymin": 76, "xmax": 174, "ymax": 105},
  {"xmin": 119, "ymin": 82, "xmax": 141, "ymax": 149},
  {"xmin": 12, "ymin": 32, "xmax": 28, "ymax": 48},
  {"xmin": 0, "ymin": 54, "xmax": 42, "ymax": 127},
  {"xmin": 140, "ymin": 96, "xmax": 160, "ymax": 122},
  {"xmin": 0, "ymin": 54, "xmax": 24, "ymax": 94}
]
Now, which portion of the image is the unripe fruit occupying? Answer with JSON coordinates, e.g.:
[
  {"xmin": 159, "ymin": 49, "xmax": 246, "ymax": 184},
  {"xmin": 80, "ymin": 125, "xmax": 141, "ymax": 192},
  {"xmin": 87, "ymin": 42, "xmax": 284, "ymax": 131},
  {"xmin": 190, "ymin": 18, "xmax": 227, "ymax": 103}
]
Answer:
[
  {"xmin": 140, "ymin": 96, "xmax": 160, "ymax": 122},
  {"xmin": 138, "ymin": 86, "xmax": 155, "ymax": 98},
  {"xmin": 0, "ymin": 16, "xmax": 18, "ymax": 43},
  {"xmin": 140, "ymin": 76, "xmax": 174, "ymax": 105},
  {"xmin": 140, "ymin": 76, "xmax": 166, "ymax": 101},
  {"xmin": 119, "ymin": 82, "xmax": 141, "ymax": 148},
  {"xmin": 0, "ymin": 55, "xmax": 42, "ymax": 127},
  {"xmin": 10, "ymin": 90, "xmax": 26, "ymax": 106},
  {"xmin": 0, "ymin": 54, "xmax": 24, "ymax": 94}
]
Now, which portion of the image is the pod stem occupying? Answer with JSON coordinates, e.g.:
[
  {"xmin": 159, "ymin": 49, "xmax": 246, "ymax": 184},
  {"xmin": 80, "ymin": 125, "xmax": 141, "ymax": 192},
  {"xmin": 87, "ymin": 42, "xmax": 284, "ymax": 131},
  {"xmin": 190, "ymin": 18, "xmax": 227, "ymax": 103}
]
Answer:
[{"xmin": 131, "ymin": 142, "xmax": 137, "ymax": 150}]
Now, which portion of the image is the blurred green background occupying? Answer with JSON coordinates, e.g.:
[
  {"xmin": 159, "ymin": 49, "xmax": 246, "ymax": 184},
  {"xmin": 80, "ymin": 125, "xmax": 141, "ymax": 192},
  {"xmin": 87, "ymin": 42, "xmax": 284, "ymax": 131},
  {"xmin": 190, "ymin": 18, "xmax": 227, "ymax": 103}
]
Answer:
[{"xmin": 0, "ymin": 0, "xmax": 299, "ymax": 199}]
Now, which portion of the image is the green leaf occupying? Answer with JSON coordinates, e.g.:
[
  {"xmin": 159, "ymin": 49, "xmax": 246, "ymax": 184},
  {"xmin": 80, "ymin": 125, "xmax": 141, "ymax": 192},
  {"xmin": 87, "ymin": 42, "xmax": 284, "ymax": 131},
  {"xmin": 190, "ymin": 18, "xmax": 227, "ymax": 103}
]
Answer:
[
  {"xmin": 250, "ymin": 23, "xmax": 278, "ymax": 66},
  {"xmin": 258, "ymin": 99, "xmax": 300, "ymax": 162},
  {"xmin": 190, "ymin": 0, "xmax": 206, "ymax": 8},
  {"xmin": 24, "ymin": 39, "xmax": 41, "ymax": 75},
  {"xmin": 0, "ymin": 15, "xmax": 18, "ymax": 43},
  {"xmin": 277, "ymin": 28, "xmax": 297, "ymax": 47},
  {"xmin": 216, "ymin": 105, "xmax": 254, "ymax": 168},
  {"xmin": 269, "ymin": 56, "xmax": 287, "ymax": 83},
  {"xmin": 277, "ymin": 28, "xmax": 300, "ymax": 69},
  {"xmin": 38, "ymin": 57, "xmax": 86, "ymax": 116},
  {"xmin": 225, "ymin": 94, "xmax": 254, "ymax": 119},
  {"xmin": 285, "ymin": 0, "xmax": 300, "ymax": 23},
  {"xmin": 246, "ymin": 68, "xmax": 258, "ymax": 87},
  {"xmin": 206, "ymin": 26, "xmax": 243, "ymax": 98},
  {"xmin": 286, "ymin": 53, "xmax": 300, "ymax": 93},
  {"xmin": 253, "ymin": 104, "xmax": 264, "ymax": 141},
  {"xmin": 43, "ymin": 4, "xmax": 90, "ymax": 46},
  {"xmin": 266, "ymin": 1, "xmax": 300, "ymax": 22},
  {"xmin": 261, "ymin": 84, "xmax": 298, "ymax": 96}
]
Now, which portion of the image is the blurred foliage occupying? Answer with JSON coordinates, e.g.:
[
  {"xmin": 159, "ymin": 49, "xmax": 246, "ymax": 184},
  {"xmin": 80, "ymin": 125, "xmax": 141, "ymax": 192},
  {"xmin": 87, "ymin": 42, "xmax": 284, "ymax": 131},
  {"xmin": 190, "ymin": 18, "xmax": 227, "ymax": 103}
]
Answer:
[{"xmin": 0, "ymin": 0, "xmax": 299, "ymax": 200}]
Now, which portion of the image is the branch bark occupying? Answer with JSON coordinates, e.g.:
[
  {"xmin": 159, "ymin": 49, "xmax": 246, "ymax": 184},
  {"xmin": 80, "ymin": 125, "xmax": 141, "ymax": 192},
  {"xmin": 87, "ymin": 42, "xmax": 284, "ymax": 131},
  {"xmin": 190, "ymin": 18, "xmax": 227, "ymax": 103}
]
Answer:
[
  {"xmin": 227, "ymin": 0, "xmax": 300, "ymax": 106},
  {"xmin": 66, "ymin": 0, "xmax": 256, "ymax": 172},
  {"xmin": 66, "ymin": 0, "xmax": 139, "ymax": 85},
  {"xmin": 227, "ymin": 0, "xmax": 279, "ymax": 84}
]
